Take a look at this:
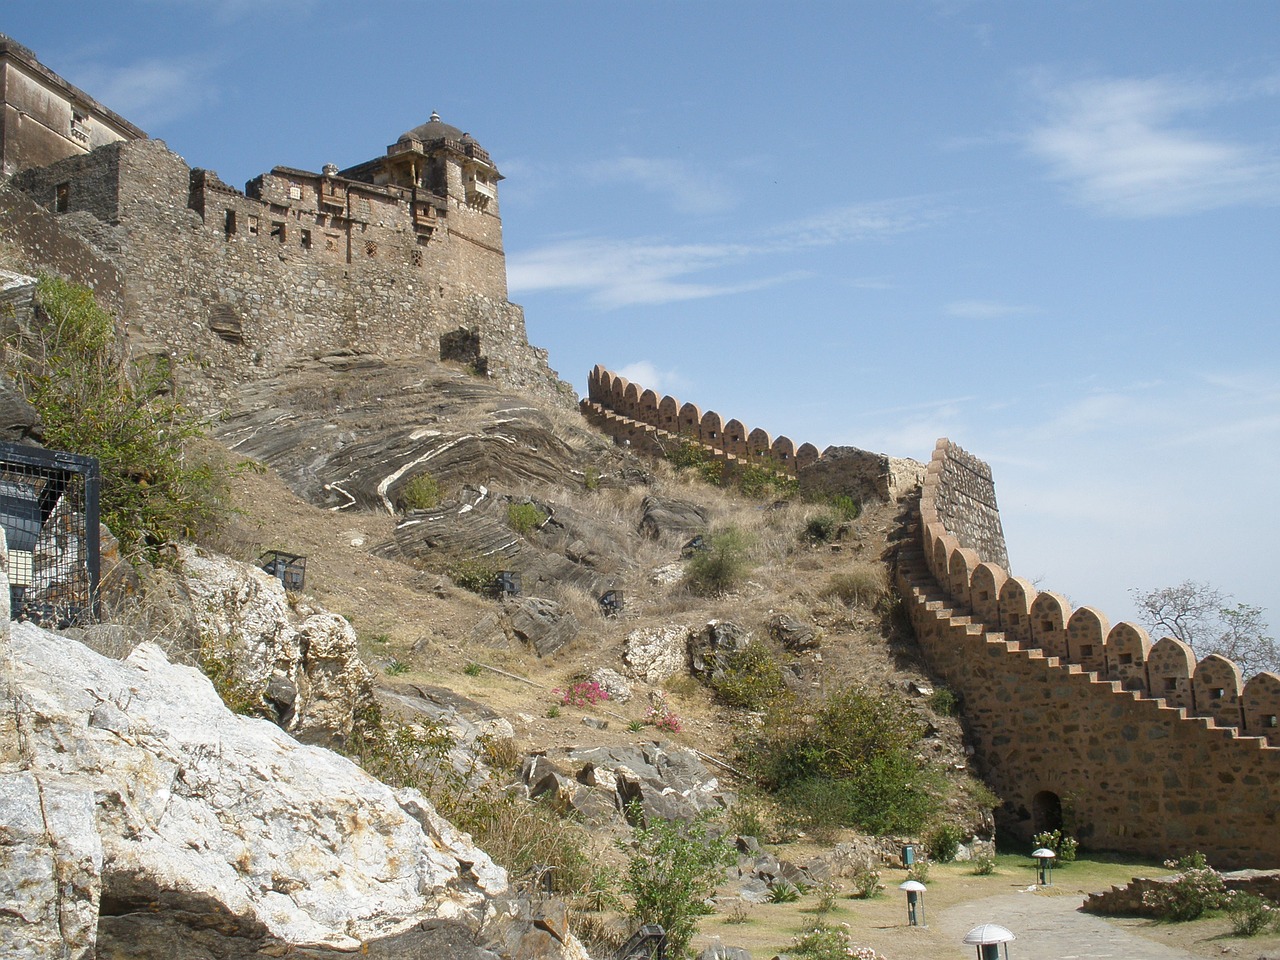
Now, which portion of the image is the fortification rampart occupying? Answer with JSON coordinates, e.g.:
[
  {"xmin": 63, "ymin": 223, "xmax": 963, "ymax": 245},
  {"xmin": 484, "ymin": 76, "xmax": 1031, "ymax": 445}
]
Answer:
[
  {"xmin": 583, "ymin": 364, "xmax": 923, "ymax": 502},
  {"xmin": 5, "ymin": 138, "xmax": 565, "ymax": 410},
  {"xmin": 898, "ymin": 438, "xmax": 1280, "ymax": 867}
]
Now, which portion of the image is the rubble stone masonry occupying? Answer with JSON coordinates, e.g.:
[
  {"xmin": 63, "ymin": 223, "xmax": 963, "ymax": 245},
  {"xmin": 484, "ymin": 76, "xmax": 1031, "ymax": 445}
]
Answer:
[{"xmin": 900, "ymin": 439, "xmax": 1280, "ymax": 867}]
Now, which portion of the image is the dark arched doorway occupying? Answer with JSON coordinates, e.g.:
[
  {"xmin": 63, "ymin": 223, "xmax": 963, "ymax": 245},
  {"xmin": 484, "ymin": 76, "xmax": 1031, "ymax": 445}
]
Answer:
[{"xmin": 1032, "ymin": 790, "xmax": 1063, "ymax": 834}]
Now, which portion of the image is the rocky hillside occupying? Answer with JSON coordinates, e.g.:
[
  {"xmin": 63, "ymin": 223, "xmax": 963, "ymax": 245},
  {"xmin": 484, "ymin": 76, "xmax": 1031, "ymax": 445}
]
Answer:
[{"xmin": 2, "ymin": 340, "xmax": 994, "ymax": 959}]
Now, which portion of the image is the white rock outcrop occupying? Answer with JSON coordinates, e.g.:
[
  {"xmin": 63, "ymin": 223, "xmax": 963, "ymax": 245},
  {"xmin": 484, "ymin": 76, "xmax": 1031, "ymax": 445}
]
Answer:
[
  {"xmin": 175, "ymin": 544, "xmax": 376, "ymax": 744},
  {"xmin": 623, "ymin": 624, "xmax": 688, "ymax": 684},
  {"xmin": 0, "ymin": 619, "xmax": 588, "ymax": 959}
]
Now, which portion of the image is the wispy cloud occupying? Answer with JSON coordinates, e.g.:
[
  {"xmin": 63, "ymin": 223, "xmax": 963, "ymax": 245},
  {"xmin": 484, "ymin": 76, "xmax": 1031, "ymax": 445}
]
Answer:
[
  {"xmin": 945, "ymin": 299, "xmax": 1036, "ymax": 319},
  {"xmin": 1026, "ymin": 74, "xmax": 1280, "ymax": 217},
  {"xmin": 75, "ymin": 57, "xmax": 219, "ymax": 127},
  {"xmin": 613, "ymin": 361, "xmax": 688, "ymax": 396},
  {"xmin": 508, "ymin": 197, "xmax": 940, "ymax": 308},
  {"xmin": 583, "ymin": 156, "xmax": 737, "ymax": 216},
  {"xmin": 506, "ymin": 237, "xmax": 797, "ymax": 308}
]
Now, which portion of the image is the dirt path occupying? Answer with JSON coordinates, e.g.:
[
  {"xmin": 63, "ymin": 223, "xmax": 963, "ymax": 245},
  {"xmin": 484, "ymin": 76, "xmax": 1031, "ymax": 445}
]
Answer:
[{"xmin": 938, "ymin": 891, "xmax": 1202, "ymax": 960}]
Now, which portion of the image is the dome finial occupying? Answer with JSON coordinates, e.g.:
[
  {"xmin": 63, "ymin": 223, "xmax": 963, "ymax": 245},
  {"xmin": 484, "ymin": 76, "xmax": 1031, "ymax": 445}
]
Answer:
[{"xmin": 429, "ymin": 110, "xmax": 441, "ymax": 123}]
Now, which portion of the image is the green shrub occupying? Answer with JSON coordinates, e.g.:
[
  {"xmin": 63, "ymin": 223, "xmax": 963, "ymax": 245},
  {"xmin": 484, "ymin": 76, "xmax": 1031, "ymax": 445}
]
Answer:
[
  {"xmin": 448, "ymin": 558, "xmax": 498, "ymax": 594},
  {"xmin": 666, "ymin": 439, "xmax": 723, "ymax": 485},
  {"xmin": 10, "ymin": 276, "xmax": 222, "ymax": 556},
  {"xmin": 804, "ymin": 513, "xmax": 840, "ymax": 544},
  {"xmin": 1032, "ymin": 829, "xmax": 1079, "ymax": 863},
  {"xmin": 1226, "ymin": 892, "xmax": 1276, "ymax": 936},
  {"xmin": 1141, "ymin": 860, "xmax": 1228, "ymax": 921},
  {"xmin": 619, "ymin": 806, "xmax": 734, "ymax": 960},
  {"xmin": 684, "ymin": 526, "xmax": 754, "ymax": 597},
  {"xmin": 787, "ymin": 921, "xmax": 887, "ymax": 960},
  {"xmin": 849, "ymin": 863, "xmax": 883, "ymax": 899},
  {"xmin": 927, "ymin": 824, "xmax": 964, "ymax": 863},
  {"xmin": 971, "ymin": 852, "xmax": 996, "ymax": 875},
  {"xmin": 768, "ymin": 880, "xmax": 801, "ymax": 903},
  {"xmin": 711, "ymin": 639, "xmax": 787, "ymax": 709},
  {"xmin": 821, "ymin": 562, "xmax": 888, "ymax": 607},
  {"xmin": 830, "ymin": 494, "xmax": 861, "ymax": 521},
  {"xmin": 463, "ymin": 661, "xmax": 483, "ymax": 677},
  {"xmin": 738, "ymin": 462, "xmax": 798, "ymax": 500},
  {"xmin": 507, "ymin": 501, "xmax": 548, "ymax": 536},
  {"xmin": 927, "ymin": 686, "xmax": 958, "ymax": 716},
  {"xmin": 740, "ymin": 687, "xmax": 946, "ymax": 836},
  {"xmin": 907, "ymin": 859, "xmax": 931, "ymax": 884},
  {"xmin": 385, "ymin": 659, "xmax": 410, "ymax": 676},
  {"xmin": 399, "ymin": 472, "xmax": 440, "ymax": 510}
]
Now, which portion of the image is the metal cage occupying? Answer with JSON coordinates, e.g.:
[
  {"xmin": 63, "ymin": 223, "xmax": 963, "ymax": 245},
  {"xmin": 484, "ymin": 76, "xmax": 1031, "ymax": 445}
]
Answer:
[
  {"xmin": 259, "ymin": 550, "xmax": 307, "ymax": 591},
  {"xmin": 0, "ymin": 442, "xmax": 100, "ymax": 626}
]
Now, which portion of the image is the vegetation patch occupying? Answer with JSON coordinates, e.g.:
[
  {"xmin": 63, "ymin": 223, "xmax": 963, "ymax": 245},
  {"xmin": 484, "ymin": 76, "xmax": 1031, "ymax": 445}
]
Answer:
[
  {"xmin": 709, "ymin": 638, "xmax": 788, "ymax": 710},
  {"xmin": 619, "ymin": 806, "xmax": 734, "ymax": 959},
  {"xmin": 821, "ymin": 562, "xmax": 888, "ymax": 608},
  {"xmin": 737, "ymin": 686, "xmax": 947, "ymax": 836},
  {"xmin": 9, "ymin": 276, "xmax": 222, "ymax": 557},
  {"xmin": 507, "ymin": 500, "xmax": 548, "ymax": 536},
  {"xmin": 684, "ymin": 525, "xmax": 754, "ymax": 596},
  {"xmin": 398, "ymin": 472, "xmax": 441, "ymax": 510}
]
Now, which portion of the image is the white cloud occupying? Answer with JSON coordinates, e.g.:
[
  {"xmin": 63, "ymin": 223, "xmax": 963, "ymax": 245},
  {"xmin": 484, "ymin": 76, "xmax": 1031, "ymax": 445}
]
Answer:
[
  {"xmin": 612, "ymin": 361, "xmax": 687, "ymax": 396},
  {"xmin": 945, "ymin": 299, "xmax": 1036, "ymax": 319},
  {"xmin": 583, "ymin": 156, "xmax": 737, "ymax": 216},
  {"xmin": 508, "ymin": 197, "xmax": 940, "ymax": 308},
  {"xmin": 75, "ymin": 57, "xmax": 218, "ymax": 127},
  {"xmin": 1027, "ymin": 75, "xmax": 1280, "ymax": 217},
  {"xmin": 506, "ymin": 236, "xmax": 798, "ymax": 308}
]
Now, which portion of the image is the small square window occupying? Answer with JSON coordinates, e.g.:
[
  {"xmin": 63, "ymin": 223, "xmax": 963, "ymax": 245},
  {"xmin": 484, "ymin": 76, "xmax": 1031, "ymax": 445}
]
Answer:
[
  {"xmin": 300, "ymin": 229, "xmax": 312, "ymax": 249},
  {"xmin": 1079, "ymin": 644, "xmax": 1093, "ymax": 658},
  {"xmin": 1265, "ymin": 715, "xmax": 1278, "ymax": 728},
  {"xmin": 1119, "ymin": 653, "xmax": 1133, "ymax": 665},
  {"xmin": 289, "ymin": 183, "xmax": 302, "ymax": 201},
  {"xmin": 1164, "ymin": 677, "xmax": 1178, "ymax": 692},
  {"xmin": 225, "ymin": 209, "xmax": 237, "ymax": 237},
  {"xmin": 1210, "ymin": 688, "xmax": 1225, "ymax": 700},
  {"xmin": 248, "ymin": 215, "xmax": 259, "ymax": 235},
  {"xmin": 271, "ymin": 221, "xmax": 286, "ymax": 242},
  {"xmin": 55, "ymin": 182, "xmax": 70, "ymax": 213}
]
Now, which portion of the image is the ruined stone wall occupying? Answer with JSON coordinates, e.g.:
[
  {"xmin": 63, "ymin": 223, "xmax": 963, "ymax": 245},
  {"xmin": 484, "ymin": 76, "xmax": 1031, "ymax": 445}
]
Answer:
[
  {"xmin": 7, "ymin": 139, "xmax": 567, "ymax": 410},
  {"xmin": 929, "ymin": 440, "xmax": 1008, "ymax": 570},
  {"xmin": 899, "ymin": 438, "xmax": 1280, "ymax": 867},
  {"xmin": 584, "ymin": 364, "xmax": 922, "ymax": 501}
]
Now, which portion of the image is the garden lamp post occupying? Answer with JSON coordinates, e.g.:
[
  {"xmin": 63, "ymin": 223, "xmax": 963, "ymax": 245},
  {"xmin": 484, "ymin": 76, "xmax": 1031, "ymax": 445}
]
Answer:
[
  {"xmin": 899, "ymin": 879, "xmax": 926, "ymax": 926},
  {"xmin": 1032, "ymin": 847, "xmax": 1056, "ymax": 885},
  {"xmin": 963, "ymin": 922, "xmax": 1015, "ymax": 959}
]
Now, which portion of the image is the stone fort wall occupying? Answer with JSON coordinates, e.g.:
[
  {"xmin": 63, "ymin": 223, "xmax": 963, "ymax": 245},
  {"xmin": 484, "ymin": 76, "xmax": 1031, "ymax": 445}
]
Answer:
[
  {"xmin": 5, "ymin": 137, "xmax": 567, "ymax": 411},
  {"xmin": 582, "ymin": 365, "xmax": 923, "ymax": 503},
  {"xmin": 899, "ymin": 438, "xmax": 1280, "ymax": 867}
]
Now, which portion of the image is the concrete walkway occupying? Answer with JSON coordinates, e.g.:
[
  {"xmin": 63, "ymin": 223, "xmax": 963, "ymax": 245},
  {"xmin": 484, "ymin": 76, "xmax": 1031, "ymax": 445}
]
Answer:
[{"xmin": 938, "ymin": 890, "xmax": 1202, "ymax": 959}]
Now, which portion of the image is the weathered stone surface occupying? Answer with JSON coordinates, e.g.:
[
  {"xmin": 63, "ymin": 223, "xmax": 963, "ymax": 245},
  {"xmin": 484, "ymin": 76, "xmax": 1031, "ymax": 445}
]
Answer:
[
  {"xmin": 588, "ymin": 667, "xmax": 633, "ymax": 703},
  {"xmin": 696, "ymin": 947, "xmax": 752, "ymax": 960},
  {"xmin": 797, "ymin": 444, "xmax": 924, "ymax": 505},
  {"xmin": 0, "ymin": 373, "xmax": 41, "ymax": 443},
  {"xmin": 174, "ymin": 545, "xmax": 375, "ymax": 745},
  {"xmin": 624, "ymin": 624, "xmax": 688, "ymax": 683},
  {"xmin": 768, "ymin": 613, "xmax": 822, "ymax": 652},
  {"xmin": 688, "ymin": 620, "xmax": 751, "ymax": 681},
  {"xmin": 638, "ymin": 495, "xmax": 708, "ymax": 541},
  {"xmin": 2, "ymin": 622, "xmax": 596, "ymax": 959},
  {"xmin": 506, "ymin": 597, "xmax": 579, "ymax": 657}
]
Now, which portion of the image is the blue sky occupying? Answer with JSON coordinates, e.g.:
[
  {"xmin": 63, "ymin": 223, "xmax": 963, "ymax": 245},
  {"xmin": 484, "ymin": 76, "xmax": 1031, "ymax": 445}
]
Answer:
[{"xmin": 6, "ymin": 1, "xmax": 1279, "ymax": 631}]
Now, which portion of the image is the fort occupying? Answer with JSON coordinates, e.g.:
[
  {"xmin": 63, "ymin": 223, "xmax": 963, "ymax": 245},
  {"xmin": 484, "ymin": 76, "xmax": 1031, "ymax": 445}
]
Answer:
[
  {"xmin": 4, "ymin": 35, "xmax": 1279, "ymax": 870},
  {"xmin": 589, "ymin": 365, "xmax": 1280, "ymax": 869},
  {"xmin": 0, "ymin": 35, "xmax": 565, "ymax": 411}
]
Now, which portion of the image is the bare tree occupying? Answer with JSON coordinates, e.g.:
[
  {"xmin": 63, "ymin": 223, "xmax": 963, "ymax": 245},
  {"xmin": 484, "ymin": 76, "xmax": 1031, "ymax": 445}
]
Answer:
[{"xmin": 1131, "ymin": 580, "xmax": 1279, "ymax": 678}]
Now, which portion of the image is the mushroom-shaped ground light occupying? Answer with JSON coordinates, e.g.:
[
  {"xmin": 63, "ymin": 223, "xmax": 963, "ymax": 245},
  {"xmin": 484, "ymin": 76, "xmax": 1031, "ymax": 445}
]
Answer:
[
  {"xmin": 964, "ymin": 922, "xmax": 1016, "ymax": 960},
  {"xmin": 899, "ymin": 879, "xmax": 926, "ymax": 926},
  {"xmin": 1031, "ymin": 846, "xmax": 1056, "ymax": 885}
]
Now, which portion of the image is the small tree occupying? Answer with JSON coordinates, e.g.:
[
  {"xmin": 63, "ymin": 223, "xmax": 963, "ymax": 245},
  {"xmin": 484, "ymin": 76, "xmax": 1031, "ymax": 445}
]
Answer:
[
  {"xmin": 684, "ymin": 525, "xmax": 754, "ymax": 596},
  {"xmin": 619, "ymin": 807, "xmax": 734, "ymax": 958},
  {"xmin": 1132, "ymin": 581, "xmax": 1278, "ymax": 676}
]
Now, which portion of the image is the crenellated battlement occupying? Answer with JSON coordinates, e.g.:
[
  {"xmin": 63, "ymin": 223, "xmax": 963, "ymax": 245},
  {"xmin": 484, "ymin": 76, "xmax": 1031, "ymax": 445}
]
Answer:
[
  {"xmin": 899, "ymin": 438, "xmax": 1280, "ymax": 867},
  {"xmin": 583, "ymin": 364, "xmax": 925, "ymax": 504}
]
